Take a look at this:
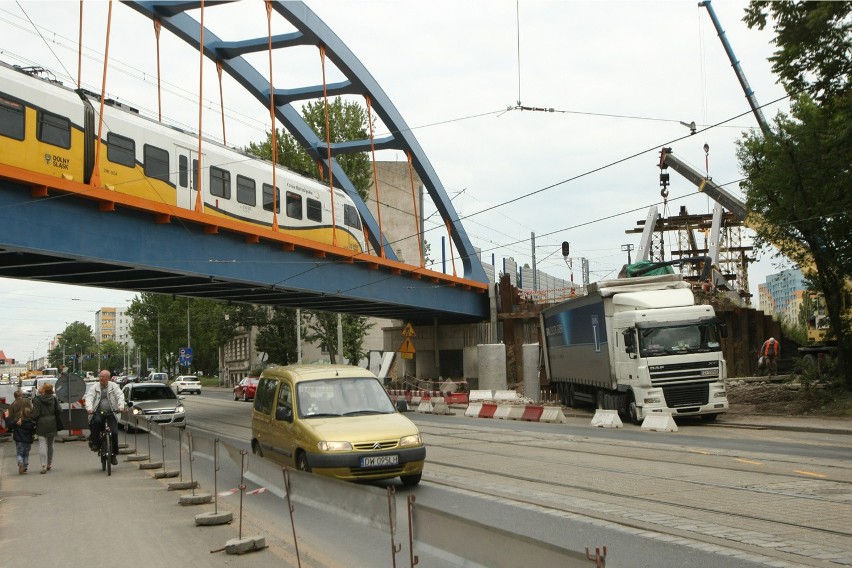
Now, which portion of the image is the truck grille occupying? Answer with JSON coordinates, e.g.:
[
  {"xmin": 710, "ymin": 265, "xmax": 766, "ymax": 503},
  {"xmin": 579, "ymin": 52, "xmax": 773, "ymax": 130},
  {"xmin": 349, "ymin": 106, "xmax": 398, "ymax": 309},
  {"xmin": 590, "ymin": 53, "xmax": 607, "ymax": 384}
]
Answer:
[
  {"xmin": 648, "ymin": 360, "xmax": 720, "ymax": 386},
  {"xmin": 662, "ymin": 383, "xmax": 709, "ymax": 407}
]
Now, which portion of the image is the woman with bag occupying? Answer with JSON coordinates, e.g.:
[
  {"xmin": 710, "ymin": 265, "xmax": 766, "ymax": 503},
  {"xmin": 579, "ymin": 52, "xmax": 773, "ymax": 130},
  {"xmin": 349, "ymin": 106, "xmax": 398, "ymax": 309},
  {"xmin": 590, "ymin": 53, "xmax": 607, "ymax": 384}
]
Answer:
[{"xmin": 32, "ymin": 382, "xmax": 61, "ymax": 474}]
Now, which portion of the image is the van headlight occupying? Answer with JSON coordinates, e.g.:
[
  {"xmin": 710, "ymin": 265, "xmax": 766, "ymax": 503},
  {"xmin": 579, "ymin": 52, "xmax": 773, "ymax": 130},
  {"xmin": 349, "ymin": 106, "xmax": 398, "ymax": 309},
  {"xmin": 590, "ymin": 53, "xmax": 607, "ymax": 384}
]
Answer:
[
  {"xmin": 399, "ymin": 434, "xmax": 422, "ymax": 447},
  {"xmin": 318, "ymin": 441, "xmax": 352, "ymax": 451},
  {"xmin": 175, "ymin": 406, "xmax": 185, "ymax": 414}
]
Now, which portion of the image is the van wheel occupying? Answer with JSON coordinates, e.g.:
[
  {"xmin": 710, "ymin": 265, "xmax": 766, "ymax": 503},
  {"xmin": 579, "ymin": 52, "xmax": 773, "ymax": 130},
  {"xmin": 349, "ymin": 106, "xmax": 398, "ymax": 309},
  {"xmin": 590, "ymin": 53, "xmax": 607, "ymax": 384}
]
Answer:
[
  {"xmin": 251, "ymin": 440, "xmax": 263, "ymax": 457},
  {"xmin": 296, "ymin": 452, "xmax": 310, "ymax": 472},
  {"xmin": 400, "ymin": 473, "xmax": 422, "ymax": 487}
]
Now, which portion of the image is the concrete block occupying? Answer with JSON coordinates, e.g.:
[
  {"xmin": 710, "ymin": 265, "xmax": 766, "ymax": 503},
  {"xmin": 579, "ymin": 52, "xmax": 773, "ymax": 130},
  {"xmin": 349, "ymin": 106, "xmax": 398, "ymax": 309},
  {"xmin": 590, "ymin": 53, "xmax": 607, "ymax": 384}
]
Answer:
[
  {"xmin": 504, "ymin": 405, "xmax": 525, "ymax": 420},
  {"xmin": 590, "ymin": 409, "xmax": 623, "ymax": 428},
  {"xmin": 126, "ymin": 454, "xmax": 148, "ymax": 461},
  {"xmin": 195, "ymin": 509, "xmax": 231, "ymax": 524},
  {"xmin": 154, "ymin": 470, "xmax": 180, "ymax": 479},
  {"xmin": 224, "ymin": 535, "xmax": 266, "ymax": 555},
  {"xmin": 139, "ymin": 461, "xmax": 164, "ymax": 470},
  {"xmin": 182, "ymin": 492, "xmax": 215, "ymax": 506},
  {"xmin": 494, "ymin": 405, "xmax": 513, "ymax": 419},
  {"xmin": 168, "ymin": 480, "xmax": 198, "ymax": 491},
  {"xmin": 415, "ymin": 400, "xmax": 433, "ymax": 413},
  {"xmin": 641, "ymin": 413, "xmax": 678, "ymax": 432}
]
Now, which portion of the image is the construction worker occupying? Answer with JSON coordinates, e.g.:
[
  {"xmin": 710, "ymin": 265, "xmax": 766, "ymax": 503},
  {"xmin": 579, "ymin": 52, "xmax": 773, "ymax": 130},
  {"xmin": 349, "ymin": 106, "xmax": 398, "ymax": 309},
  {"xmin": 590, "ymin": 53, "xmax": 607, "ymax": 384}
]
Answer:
[{"xmin": 761, "ymin": 337, "xmax": 780, "ymax": 377}]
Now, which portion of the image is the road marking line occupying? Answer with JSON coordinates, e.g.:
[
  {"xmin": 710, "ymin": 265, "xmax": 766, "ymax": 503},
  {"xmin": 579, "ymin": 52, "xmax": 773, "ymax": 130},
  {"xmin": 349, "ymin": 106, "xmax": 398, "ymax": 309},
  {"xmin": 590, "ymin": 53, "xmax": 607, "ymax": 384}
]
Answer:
[
  {"xmin": 688, "ymin": 450, "xmax": 710, "ymax": 455},
  {"xmin": 794, "ymin": 470, "xmax": 827, "ymax": 478},
  {"xmin": 734, "ymin": 458, "xmax": 763, "ymax": 465}
]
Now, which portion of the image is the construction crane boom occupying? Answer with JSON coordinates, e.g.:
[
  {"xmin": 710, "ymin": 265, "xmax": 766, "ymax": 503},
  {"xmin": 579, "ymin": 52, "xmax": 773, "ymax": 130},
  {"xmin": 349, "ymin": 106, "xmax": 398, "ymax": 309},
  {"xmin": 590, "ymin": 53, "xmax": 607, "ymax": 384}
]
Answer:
[
  {"xmin": 658, "ymin": 148, "xmax": 747, "ymax": 220},
  {"xmin": 699, "ymin": 0, "xmax": 772, "ymax": 137}
]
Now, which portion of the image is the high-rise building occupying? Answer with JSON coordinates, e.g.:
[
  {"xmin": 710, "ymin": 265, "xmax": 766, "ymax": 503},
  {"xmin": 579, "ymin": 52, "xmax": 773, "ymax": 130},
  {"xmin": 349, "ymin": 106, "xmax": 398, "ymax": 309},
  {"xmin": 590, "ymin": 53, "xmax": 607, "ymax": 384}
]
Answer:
[
  {"xmin": 760, "ymin": 268, "xmax": 807, "ymax": 325},
  {"xmin": 95, "ymin": 307, "xmax": 134, "ymax": 349}
]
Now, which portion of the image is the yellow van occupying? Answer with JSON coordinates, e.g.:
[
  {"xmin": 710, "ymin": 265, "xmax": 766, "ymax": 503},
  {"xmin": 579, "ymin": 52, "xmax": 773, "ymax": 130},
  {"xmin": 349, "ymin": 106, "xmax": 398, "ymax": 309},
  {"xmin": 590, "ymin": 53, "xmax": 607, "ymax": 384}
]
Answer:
[{"xmin": 251, "ymin": 365, "xmax": 425, "ymax": 486}]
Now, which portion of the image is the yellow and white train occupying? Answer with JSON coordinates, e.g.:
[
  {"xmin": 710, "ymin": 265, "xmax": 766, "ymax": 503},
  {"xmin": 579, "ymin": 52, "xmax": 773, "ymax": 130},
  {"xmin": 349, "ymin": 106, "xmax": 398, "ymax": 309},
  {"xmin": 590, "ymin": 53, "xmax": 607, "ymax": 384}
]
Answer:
[{"xmin": 0, "ymin": 60, "xmax": 366, "ymax": 252}]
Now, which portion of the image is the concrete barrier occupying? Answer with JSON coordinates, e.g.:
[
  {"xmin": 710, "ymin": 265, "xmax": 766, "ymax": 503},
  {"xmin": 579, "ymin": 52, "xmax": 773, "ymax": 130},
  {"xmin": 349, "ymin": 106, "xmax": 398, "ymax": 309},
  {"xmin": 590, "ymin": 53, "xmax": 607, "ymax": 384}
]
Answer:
[
  {"xmin": 432, "ymin": 398, "xmax": 453, "ymax": 415},
  {"xmin": 540, "ymin": 406, "xmax": 567, "ymax": 423},
  {"xmin": 494, "ymin": 390, "xmax": 519, "ymax": 401},
  {"xmin": 641, "ymin": 413, "xmax": 678, "ymax": 432},
  {"xmin": 469, "ymin": 390, "xmax": 494, "ymax": 401},
  {"xmin": 415, "ymin": 400, "xmax": 434, "ymax": 413},
  {"xmin": 521, "ymin": 405, "xmax": 544, "ymax": 422},
  {"xmin": 465, "ymin": 402, "xmax": 483, "ymax": 417},
  {"xmin": 479, "ymin": 402, "xmax": 498, "ymax": 418},
  {"xmin": 494, "ymin": 404, "xmax": 514, "ymax": 420},
  {"xmin": 590, "ymin": 409, "xmax": 623, "ymax": 428}
]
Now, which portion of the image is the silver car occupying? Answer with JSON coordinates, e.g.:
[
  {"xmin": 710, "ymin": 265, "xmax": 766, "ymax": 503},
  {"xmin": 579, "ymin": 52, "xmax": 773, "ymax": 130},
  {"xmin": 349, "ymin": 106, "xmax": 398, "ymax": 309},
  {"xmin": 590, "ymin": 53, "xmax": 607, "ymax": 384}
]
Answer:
[{"xmin": 119, "ymin": 383, "xmax": 186, "ymax": 432}]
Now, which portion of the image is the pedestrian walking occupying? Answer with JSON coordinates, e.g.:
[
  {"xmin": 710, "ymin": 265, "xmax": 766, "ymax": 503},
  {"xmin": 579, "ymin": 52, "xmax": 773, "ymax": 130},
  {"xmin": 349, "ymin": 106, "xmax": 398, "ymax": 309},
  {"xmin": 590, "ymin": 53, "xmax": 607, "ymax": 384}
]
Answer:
[
  {"xmin": 5, "ymin": 403, "xmax": 36, "ymax": 474},
  {"xmin": 32, "ymin": 382, "xmax": 61, "ymax": 473},
  {"xmin": 761, "ymin": 336, "xmax": 780, "ymax": 376}
]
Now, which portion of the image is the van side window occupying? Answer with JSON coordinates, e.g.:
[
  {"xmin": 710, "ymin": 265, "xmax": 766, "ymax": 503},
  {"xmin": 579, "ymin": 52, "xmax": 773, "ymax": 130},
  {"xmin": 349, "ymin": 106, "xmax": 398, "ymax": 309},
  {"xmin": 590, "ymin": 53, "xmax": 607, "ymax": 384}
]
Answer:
[
  {"xmin": 144, "ymin": 144, "xmax": 170, "ymax": 182},
  {"xmin": 306, "ymin": 198, "xmax": 322, "ymax": 222},
  {"xmin": 0, "ymin": 95, "xmax": 25, "ymax": 141},
  {"xmin": 210, "ymin": 166, "xmax": 231, "ymax": 199},
  {"xmin": 107, "ymin": 132, "xmax": 135, "ymax": 168},
  {"xmin": 275, "ymin": 383, "xmax": 293, "ymax": 422},
  {"xmin": 37, "ymin": 110, "xmax": 71, "ymax": 149},
  {"xmin": 253, "ymin": 378, "xmax": 277, "ymax": 415}
]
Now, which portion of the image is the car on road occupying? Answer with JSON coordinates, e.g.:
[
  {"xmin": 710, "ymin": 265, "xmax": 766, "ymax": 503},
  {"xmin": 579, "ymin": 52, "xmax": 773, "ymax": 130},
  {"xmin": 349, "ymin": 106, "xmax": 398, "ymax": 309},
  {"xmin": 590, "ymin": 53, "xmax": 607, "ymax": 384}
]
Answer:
[
  {"xmin": 119, "ymin": 382, "xmax": 186, "ymax": 432},
  {"xmin": 171, "ymin": 375, "xmax": 202, "ymax": 395},
  {"xmin": 19, "ymin": 378, "xmax": 36, "ymax": 397},
  {"xmin": 233, "ymin": 377, "xmax": 259, "ymax": 401},
  {"xmin": 250, "ymin": 365, "xmax": 425, "ymax": 486},
  {"xmin": 146, "ymin": 372, "xmax": 169, "ymax": 383}
]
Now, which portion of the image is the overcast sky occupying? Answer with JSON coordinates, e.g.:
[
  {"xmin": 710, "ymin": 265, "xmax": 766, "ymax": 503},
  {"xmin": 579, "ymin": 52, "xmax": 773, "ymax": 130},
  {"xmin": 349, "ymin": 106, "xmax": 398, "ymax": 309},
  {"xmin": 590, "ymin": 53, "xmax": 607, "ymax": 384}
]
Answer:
[{"xmin": 0, "ymin": 0, "xmax": 793, "ymax": 363}]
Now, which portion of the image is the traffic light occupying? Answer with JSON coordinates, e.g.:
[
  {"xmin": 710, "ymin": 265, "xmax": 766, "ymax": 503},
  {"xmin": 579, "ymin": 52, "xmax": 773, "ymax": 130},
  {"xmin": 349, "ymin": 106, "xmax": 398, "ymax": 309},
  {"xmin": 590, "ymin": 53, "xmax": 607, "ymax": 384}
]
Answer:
[{"xmin": 561, "ymin": 241, "xmax": 570, "ymax": 257}]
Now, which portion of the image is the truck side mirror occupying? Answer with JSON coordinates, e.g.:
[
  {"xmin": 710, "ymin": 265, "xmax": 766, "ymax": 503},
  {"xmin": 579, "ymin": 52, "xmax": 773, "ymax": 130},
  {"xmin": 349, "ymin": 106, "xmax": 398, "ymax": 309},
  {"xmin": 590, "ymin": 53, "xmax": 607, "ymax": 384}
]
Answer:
[{"xmin": 623, "ymin": 329, "xmax": 636, "ymax": 353}]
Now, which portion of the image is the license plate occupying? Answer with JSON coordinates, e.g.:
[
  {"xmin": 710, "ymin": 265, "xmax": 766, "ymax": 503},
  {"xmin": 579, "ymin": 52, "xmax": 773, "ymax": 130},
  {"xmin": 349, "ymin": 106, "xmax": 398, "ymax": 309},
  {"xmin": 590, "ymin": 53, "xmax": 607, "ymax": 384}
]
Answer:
[{"xmin": 360, "ymin": 455, "xmax": 398, "ymax": 468}]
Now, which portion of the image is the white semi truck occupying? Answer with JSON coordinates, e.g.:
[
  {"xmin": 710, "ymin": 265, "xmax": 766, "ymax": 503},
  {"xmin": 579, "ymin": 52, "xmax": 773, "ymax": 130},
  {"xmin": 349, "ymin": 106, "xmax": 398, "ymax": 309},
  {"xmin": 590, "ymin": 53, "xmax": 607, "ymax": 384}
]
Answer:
[{"xmin": 540, "ymin": 274, "xmax": 728, "ymax": 424}]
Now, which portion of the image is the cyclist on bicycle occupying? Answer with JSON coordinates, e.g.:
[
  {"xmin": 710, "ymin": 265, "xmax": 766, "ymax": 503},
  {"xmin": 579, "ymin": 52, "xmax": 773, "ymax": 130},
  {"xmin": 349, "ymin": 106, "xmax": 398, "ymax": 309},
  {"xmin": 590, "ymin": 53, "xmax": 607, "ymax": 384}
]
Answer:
[{"xmin": 83, "ymin": 370, "xmax": 126, "ymax": 466}]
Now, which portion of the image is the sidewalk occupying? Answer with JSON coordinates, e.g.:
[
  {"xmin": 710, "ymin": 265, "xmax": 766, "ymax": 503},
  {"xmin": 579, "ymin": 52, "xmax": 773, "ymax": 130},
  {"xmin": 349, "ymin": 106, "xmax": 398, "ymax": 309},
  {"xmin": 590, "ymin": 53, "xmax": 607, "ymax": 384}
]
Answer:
[{"xmin": 0, "ymin": 437, "xmax": 302, "ymax": 568}]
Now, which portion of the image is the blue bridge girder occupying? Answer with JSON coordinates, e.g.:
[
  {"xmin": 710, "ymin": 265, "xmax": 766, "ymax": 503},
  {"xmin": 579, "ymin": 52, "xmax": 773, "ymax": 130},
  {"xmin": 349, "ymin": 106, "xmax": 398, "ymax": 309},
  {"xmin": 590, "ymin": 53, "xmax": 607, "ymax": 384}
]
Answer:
[
  {"xmin": 123, "ymin": 0, "xmax": 488, "ymax": 284},
  {"xmin": 0, "ymin": 178, "xmax": 490, "ymax": 323}
]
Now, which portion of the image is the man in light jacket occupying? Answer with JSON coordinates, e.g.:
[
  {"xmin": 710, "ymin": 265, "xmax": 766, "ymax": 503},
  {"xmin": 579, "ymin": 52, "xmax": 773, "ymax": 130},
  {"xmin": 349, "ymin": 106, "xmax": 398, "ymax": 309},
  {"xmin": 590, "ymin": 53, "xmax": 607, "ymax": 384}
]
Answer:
[{"xmin": 83, "ymin": 369, "xmax": 126, "ymax": 465}]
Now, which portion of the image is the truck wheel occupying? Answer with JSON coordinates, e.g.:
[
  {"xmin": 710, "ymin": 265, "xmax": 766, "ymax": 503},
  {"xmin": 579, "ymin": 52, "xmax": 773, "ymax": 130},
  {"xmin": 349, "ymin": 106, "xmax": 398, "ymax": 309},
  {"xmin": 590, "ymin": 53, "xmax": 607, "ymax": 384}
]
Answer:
[
  {"xmin": 700, "ymin": 413, "xmax": 718, "ymax": 422},
  {"xmin": 627, "ymin": 393, "xmax": 642, "ymax": 425}
]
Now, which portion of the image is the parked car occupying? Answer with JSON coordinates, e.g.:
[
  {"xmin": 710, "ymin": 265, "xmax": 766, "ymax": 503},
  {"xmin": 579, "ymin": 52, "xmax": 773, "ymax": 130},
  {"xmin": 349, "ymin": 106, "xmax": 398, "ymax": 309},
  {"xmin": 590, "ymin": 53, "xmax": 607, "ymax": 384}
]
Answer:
[
  {"xmin": 19, "ymin": 378, "xmax": 36, "ymax": 397},
  {"xmin": 250, "ymin": 365, "xmax": 425, "ymax": 486},
  {"xmin": 233, "ymin": 377, "xmax": 259, "ymax": 401},
  {"xmin": 119, "ymin": 383, "xmax": 186, "ymax": 432},
  {"xmin": 116, "ymin": 375, "xmax": 138, "ymax": 388},
  {"xmin": 171, "ymin": 375, "xmax": 202, "ymax": 395}
]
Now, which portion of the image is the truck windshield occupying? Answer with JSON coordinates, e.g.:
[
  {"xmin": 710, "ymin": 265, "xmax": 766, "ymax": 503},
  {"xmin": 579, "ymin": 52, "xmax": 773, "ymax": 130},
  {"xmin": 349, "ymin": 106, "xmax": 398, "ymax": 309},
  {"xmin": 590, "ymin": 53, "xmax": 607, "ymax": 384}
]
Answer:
[{"xmin": 639, "ymin": 323, "xmax": 721, "ymax": 357}]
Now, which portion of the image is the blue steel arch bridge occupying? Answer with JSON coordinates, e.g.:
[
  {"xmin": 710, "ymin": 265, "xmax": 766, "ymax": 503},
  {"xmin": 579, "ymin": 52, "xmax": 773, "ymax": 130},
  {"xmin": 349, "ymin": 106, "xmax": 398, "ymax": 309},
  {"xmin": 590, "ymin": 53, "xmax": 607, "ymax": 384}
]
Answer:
[{"xmin": 0, "ymin": 1, "xmax": 489, "ymax": 324}]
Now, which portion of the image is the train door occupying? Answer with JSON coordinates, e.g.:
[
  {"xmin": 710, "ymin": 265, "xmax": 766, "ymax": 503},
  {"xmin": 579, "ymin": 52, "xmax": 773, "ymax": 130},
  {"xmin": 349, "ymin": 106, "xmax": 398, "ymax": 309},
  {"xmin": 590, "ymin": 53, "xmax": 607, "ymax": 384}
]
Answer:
[{"xmin": 175, "ymin": 146, "xmax": 202, "ymax": 210}]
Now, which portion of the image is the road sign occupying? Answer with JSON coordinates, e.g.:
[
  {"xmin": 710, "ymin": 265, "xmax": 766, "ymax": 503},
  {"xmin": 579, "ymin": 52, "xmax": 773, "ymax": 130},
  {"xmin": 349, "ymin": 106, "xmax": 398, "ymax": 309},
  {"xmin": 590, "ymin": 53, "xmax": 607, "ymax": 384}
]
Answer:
[
  {"xmin": 400, "ymin": 337, "xmax": 415, "ymax": 355},
  {"xmin": 55, "ymin": 373, "xmax": 86, "ymax": 403},
  {"xmin": 179, "ymin": 347, "xmax": 193, "ymax": 366},
  {"xmin": 402, "ymin": 323, "xmax": 416, "ymax": 337}
]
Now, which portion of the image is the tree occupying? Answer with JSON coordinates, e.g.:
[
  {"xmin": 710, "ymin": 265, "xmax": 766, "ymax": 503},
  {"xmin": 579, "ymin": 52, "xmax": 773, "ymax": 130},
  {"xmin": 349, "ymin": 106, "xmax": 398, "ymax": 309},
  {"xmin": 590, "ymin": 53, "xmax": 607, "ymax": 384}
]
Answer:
[
  {"xmin": 738, "ymin": 2, "xmax": 852, "ymax": 389},
  {"xmin": 254, "ymin": 306, "xmax": 299, "ymax": 366},
  {"xmin": 302, "ymin": 311, "xmax": 374, "ymax": 365},
  {"xmin": 127, "ymin": 293, "xmax": 236, "ymax": 377},
  {"xmin": 50, "ymin": 322, "xmax": 96, "ymax": 372}
]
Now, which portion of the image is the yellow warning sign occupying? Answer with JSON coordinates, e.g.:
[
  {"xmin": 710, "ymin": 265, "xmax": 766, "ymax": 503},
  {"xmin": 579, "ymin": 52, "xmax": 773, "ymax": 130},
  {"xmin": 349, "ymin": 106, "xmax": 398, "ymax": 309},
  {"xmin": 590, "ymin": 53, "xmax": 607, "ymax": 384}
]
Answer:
[
  {"xmin": 400, "ymin": 337, "xmax": 416, "ymax": 355},
  {"xmin": 402, "ymin": 323, "xmax": 416, "ymax": 337}
]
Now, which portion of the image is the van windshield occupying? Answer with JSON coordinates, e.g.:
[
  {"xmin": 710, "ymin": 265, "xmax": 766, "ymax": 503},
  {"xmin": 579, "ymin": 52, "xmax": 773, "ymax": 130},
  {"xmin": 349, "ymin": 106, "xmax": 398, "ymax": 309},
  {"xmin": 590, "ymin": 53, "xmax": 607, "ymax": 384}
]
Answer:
[{"xmin": 297, "ymin": 377, "xmax": 395, "ymax": 418}]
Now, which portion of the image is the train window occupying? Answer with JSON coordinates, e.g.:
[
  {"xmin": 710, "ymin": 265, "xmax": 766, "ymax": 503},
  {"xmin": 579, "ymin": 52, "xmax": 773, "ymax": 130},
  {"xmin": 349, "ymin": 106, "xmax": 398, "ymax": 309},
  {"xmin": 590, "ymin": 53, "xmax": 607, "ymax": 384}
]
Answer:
[
  {"xmin": 0, "ymin": 96, "xmax": 25, "ymax": 141},
  {"xmin": 107, "ymin": 132, "xmax": 135, "ymax": 168},
  {"xmin": 210, "ymin": 166, "xmax": 231, "ymax": 199},
  {"xmin": 343, "ymin": 204, "xmax": 361, "ymax": 230},
  {"xmin": 285, "ymin": 191, "xmax": 302, "ymax": 219},
  {"xmin": 237, "ymin": 175, "xmax": 256, "ymax": 206},
  {"xmin": 307, "ymin": 198, "xmax": 322, "ymax": 222},
  {"xmin": 179, "ymin": 155, "xmax": 188, "ymax": 188},
  {"xmin": 36, "ymin": 110, "xmax": 71, "ymax": 149},
  {"xmin": 262, "ymin": 184, "xmax": 281, "ymax": 213},
  {"xmin": 143, "ymin": 144, "xmax": 170, "ymax": 182},
  {"xmin": 192, "ymin": 159, "xmax": 198, "ymax": 190}
]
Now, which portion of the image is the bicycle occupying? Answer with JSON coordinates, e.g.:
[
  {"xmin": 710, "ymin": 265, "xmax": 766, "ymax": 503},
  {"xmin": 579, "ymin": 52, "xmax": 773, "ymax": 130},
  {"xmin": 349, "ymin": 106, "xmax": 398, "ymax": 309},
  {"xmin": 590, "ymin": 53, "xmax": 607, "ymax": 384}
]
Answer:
[{"xmin": 94, "ymin": 410, "xmax": 116, "ymax": 476}]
